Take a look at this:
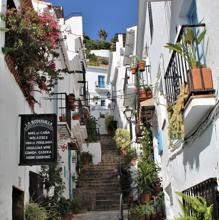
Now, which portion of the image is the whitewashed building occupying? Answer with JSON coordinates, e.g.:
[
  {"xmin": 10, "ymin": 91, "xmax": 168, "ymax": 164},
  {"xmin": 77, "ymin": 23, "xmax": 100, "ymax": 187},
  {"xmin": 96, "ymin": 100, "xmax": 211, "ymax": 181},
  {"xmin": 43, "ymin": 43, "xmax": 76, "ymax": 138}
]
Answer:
[
  {"xmin": 136, "ymin": 0, "xmax": 219, "ymax": 219},
  {"xmin": 0, "ymin": 0, "xmax": 87, "ymax": 219},
  {"xmin": 86, "ymin": 50, "xmax": 111, "ymax": 135}
]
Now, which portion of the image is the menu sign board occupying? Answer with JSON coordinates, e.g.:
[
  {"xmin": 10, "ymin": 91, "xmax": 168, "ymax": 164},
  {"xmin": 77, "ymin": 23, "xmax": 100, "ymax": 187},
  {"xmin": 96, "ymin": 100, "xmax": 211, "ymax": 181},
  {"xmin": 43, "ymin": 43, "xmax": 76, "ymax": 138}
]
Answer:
[{"xmin": 20, "ymin": 114, "xmax": 57, "ymax": 165}]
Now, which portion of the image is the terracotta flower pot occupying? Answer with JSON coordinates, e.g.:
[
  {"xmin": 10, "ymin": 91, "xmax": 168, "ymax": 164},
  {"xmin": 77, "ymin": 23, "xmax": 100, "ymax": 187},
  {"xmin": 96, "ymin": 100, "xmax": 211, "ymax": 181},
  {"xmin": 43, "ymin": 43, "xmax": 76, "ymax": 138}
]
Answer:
[
  {"xmin": 141, "ymin": 193, "xmax": 152, "ymax": 203},
  {"xmin": 131, "ymin": 67, "xmax": 138, "ymax": 74},
  {"xmin": 63, "ymin": 213, "xmax": 73, "ymax": 220},
  {"xmin": 139, "ymin": 88, "xmax": 152, "ymax": 102},
  {"xmin": 72, "ymin": 114, "xmax": 80, "ymax": 120},
  {"xmin": 59, "ymin": 115, "xmax": 66, "ymax": 122},
  {"xmin": 138, "ymin": 60, "xmax": 145, "ymax": 72},
  {"xmin": 187, "ymin": 67, "xmax": 213, "ymax": 92}
]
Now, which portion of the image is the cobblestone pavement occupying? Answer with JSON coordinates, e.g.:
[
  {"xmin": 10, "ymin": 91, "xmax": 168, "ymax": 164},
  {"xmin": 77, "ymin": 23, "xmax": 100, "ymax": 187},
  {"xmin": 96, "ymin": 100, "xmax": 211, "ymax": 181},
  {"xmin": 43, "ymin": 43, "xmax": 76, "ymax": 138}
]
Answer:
[{"xmin": 72, "ymin": 210, "xmax": 128, "ymax": 220}]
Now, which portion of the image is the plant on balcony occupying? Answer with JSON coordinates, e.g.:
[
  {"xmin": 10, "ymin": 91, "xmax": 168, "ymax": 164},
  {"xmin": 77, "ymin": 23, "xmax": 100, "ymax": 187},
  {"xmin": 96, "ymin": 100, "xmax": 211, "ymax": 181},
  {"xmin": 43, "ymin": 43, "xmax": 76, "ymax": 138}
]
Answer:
[
  {"xmin": 138, "ymin": 84, "xmax": 152, "ymax": 102},
  {"xmin": 168, "ymin": 85, "xmax": 188, "ymax": 142},
  {"xmin": 176, "ymin": 192, "xmax": 213, "ymax": 220},
  {"xmin": 0, "ymin": 6, "xmax": 68, "ymax": 103},
  {"xmin": 130, "ymin": 55, "xmax": 139, "ymax": 74},
  {"xmin": 165, "ymin": 27, "xmax": 214, "ymax": 92}
]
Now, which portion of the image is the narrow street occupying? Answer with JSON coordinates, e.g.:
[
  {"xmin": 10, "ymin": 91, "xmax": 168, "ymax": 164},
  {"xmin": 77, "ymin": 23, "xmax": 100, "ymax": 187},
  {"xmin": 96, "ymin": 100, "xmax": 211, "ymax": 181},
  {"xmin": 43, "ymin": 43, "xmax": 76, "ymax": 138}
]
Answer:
[{"xmin": 1, "ymin": 0, "xmax": 219, "ymax": 219}]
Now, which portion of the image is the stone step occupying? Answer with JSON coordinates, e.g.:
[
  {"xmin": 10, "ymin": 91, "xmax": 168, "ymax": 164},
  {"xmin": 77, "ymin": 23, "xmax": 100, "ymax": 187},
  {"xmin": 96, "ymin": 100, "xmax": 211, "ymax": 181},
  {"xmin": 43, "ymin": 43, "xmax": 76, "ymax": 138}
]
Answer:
[
  {"xmin": 96, "ymin": 192, "xmax": 120, "ymax": 200},
  {"xmin": 95, "ymin": 200, "xmax": 120, "ymax": 211}
]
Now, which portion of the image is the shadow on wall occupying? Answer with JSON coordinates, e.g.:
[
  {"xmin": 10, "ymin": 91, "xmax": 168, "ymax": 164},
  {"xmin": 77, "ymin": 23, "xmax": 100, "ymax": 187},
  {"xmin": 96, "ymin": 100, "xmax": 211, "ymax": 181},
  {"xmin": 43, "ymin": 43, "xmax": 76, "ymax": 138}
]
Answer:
[{"xmin": 183, "ymin": 124, "xmax": 213, "ymax": 170}]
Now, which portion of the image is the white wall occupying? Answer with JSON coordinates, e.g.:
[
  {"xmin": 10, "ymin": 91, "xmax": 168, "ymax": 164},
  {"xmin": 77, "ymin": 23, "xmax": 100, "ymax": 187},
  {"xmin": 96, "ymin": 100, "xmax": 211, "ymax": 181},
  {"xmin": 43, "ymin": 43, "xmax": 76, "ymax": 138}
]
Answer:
[
  {"xmin": 82, "ymin": 143, "xmax": 102, "ymax": 165},
  {"xmin": 87, "ymin": 66, "xmax": 111, "ymax": 134},
  {"xmin": 139, "ymin": 0, "xmax": 219, "ymax": 218}
]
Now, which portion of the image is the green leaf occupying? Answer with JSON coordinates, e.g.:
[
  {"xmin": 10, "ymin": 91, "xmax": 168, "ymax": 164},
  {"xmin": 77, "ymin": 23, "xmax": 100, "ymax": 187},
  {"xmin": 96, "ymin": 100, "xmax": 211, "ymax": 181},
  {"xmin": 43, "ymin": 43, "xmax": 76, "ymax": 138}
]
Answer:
[
  {"xmin": 0, "ymin": 27, "xmax": 9, "ymax": 32},
  {"xmin": 197, "ymin": 29, "xmax": 206, "ymax": 44},
  {"xmin": 164, "ymin": 43, "xmax": 182, "ymax": 53}
]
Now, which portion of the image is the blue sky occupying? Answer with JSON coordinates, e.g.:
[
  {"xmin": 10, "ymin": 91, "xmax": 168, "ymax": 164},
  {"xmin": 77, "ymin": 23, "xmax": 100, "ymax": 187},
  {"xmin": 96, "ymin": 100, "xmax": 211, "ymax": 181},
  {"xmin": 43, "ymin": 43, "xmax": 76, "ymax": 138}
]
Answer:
[{"xmin": 47, "ymin": 0, "xmax": 137, "ymax": 40}]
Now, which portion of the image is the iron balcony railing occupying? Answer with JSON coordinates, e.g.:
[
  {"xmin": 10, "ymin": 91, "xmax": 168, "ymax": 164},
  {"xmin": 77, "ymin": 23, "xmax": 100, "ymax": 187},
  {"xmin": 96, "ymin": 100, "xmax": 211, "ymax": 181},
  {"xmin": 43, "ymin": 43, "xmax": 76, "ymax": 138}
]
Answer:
[
  {"xmin": 56, "ymin": 93, "xmax": 71, "ymax": 130},
  {"xmin": 123, "ymin": 68, "xmax": 136, "ymax": 93},
  {"xmin": 183, "ymin": 178, "xmax": 219, "ymax": 219},
  {"xmin": 164, "ymin": 24, "xmax": 214, "ymax": 106}
]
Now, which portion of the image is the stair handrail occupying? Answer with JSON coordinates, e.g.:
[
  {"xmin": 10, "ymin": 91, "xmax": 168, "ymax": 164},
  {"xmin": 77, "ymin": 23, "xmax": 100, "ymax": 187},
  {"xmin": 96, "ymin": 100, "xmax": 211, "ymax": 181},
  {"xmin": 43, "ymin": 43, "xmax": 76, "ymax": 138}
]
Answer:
[{"xmin": 119, "ymin": 193, "xmax": 124, "ymax": 220}]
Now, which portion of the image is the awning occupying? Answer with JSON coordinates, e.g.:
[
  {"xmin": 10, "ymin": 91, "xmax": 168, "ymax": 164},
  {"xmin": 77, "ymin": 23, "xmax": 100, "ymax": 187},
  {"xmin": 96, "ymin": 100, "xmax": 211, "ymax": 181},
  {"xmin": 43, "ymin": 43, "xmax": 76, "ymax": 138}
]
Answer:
[{"xmin": 140, "ymin": 98, "xmax": 155, "ymax": 108}]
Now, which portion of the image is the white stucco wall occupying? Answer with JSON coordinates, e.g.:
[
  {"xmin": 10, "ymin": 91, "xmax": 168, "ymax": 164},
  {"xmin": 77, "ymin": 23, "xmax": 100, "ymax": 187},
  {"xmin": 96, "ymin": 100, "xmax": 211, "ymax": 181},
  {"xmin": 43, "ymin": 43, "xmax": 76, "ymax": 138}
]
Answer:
[
  {"xmin": 138, "ymin": 0, "xmax": 219, "ymax": 218},
  {"xmin": 87, "ymin": 66, "xmax": 111, "ymax": 134},
  {"xmin": 82, "ymin": 143, "xmax": 102, "ymax": 165}
]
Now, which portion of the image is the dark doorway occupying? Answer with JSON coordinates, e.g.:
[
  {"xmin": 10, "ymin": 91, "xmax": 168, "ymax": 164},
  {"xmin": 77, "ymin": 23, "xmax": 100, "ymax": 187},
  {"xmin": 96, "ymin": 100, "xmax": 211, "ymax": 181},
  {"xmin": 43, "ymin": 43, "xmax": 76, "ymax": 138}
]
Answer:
[
  {"xmin": 29, "ymin": 171, "xmax": 43, "ymax": 202},
  {"xmin": 12, "ymin": 187, "xmax": 24, "ymax": 220}
]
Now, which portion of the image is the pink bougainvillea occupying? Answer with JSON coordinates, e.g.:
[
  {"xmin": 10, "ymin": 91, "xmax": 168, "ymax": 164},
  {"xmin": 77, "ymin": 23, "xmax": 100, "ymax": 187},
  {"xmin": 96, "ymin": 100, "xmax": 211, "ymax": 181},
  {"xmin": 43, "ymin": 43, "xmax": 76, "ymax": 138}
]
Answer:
[{"xmin": 1, "ymin": 6, "xmax": 69, "ymax": 100}]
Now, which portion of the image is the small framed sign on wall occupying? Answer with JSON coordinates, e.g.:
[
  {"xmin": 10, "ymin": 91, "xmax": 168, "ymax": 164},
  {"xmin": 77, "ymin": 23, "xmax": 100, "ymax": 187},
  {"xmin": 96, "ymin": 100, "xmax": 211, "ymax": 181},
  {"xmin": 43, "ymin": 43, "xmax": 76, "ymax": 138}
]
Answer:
[{"xmin": 19, "ymin": 114, "xmax": 57, "ymax": 165}]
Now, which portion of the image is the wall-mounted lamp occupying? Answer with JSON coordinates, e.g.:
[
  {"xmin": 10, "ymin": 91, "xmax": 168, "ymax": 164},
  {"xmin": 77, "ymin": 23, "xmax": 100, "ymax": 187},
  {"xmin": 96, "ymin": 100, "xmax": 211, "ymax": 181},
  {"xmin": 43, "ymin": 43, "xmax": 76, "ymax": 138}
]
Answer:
[{"xmin": 123, "ymin": 106, "xmax": 133, "ymax": 140}]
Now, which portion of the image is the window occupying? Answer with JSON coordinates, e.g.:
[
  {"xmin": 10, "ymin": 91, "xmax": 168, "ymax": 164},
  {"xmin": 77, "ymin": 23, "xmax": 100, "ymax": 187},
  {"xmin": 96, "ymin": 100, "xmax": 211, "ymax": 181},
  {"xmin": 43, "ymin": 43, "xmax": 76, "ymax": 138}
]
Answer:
[
  {"xmin": 98, "ymin": 75, "xmax": 105, "ymax": 88},
  {"xmin": 101, "ymin": 99, "xmax": 105, "ymax": 106}
]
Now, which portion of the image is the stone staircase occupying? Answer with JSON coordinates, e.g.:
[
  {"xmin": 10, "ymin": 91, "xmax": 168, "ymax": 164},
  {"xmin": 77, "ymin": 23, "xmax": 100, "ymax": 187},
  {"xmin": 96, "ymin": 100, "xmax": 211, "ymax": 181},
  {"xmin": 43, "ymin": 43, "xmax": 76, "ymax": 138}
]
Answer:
[{"xmin": 76, "ymin": 135, "xmax": 123, "ymax": 211}]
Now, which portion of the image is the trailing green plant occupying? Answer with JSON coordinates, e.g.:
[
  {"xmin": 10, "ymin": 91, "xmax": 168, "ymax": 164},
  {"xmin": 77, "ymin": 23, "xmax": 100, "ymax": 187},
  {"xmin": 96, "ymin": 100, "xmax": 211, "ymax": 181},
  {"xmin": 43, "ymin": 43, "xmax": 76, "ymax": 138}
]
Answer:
[
  {"xmin": 136, "ymin": 125, "xmax": 160, "ymax": 195},
  {"xmin": 85, "ymin": 117, "xmax": 98, "ymax": 142},
  {"xmin": 168, "ymin": 85, "xmax": 188, "ymax": 142},
  {"xmin": 176, "ymin": 192, "xmax": 213, "ymax": 220},
  {"xmin": 70, "ymin": 198, "xmax": 82, "ymax": 214},
  {"xmin": 114, "ymin": 128, "xmax": 131, "ymax": 150},
  {"xmin": 165, "ymin": 27, "xmax": 206, "ymax": 68},
  {"xmin": 0, "ymin": 6, "xmax": 70, "ymax": 100},
  {"xmin": 25, "ymin": 202, "xmax": 47, "ymax": 220},
  {"xmin": 40, "ymin": 164, "xmax": 65, "ymax": 220}
]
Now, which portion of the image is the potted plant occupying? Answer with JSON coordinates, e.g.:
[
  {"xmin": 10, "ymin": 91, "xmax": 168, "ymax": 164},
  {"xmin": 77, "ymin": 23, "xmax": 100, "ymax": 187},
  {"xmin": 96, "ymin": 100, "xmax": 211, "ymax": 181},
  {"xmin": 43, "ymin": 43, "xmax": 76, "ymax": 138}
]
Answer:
[
  {"xmin": 72, "ymin": 113, "xmax": 80, "ymax": 120},
  {"xmin": 59, "ymin": 114, "xmax": 66, "ymax": 122},
  {"xmin": 80, "ymin": 151, "xmax": 93, "ymax": 167},
  {"xmin": 25, "ymin": 202, "xmax": 47, "ymax": 220},
  {"xmin": 176, "ymin": 192, "xmax": 213, "ymax": 220},
  {"xmin": 130, "ymin": 55, "xmax": 139, "ymax": 74},
  {"xmin": 105, "ymin": 115, "xmax": 117, "ymax": 135},
  {"xmin": 138, "ymin": 85, "xmax": 152, "ymax": 102},
  {"xmin": 114, "ymin": 128, "xmax": 131, "ymax": 155},
  {"xmin": 138, "ymin": 60, "xmax": 145, "ymax": 72},
  {"xmin": 165, "ymin": 27, "xmax": 213, "ymax": 93}
]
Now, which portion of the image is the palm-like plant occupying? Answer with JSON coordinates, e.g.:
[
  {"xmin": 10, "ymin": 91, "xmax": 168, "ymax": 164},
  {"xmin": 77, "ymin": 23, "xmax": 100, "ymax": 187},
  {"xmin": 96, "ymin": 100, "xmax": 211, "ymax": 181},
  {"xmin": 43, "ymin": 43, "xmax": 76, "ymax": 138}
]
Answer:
[
  {"xmin": 98, "ymin": 28, "xmax": 108, "ymax": 41},
  {"xmin": 165, "ymin": 27, "xmax": 206, "ymax": 69},
  {"xmin": 176, "ymin": 192, "xmax": 213, "ymax": 220}
]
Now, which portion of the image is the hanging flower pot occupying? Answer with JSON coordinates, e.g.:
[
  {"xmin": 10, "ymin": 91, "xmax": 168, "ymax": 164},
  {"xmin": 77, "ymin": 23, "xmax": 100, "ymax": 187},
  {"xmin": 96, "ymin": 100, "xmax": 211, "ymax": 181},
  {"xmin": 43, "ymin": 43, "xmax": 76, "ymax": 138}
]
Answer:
[
  {"xmin": 67, "ymin": 94, "xmax": 75, "ymax": 103},
  {"xmin": 72, "ymin": 113, "xmax": 80, "ymax": 120},
  {"xmin": 59, "ymin": 114, "xmax": 66, "ymax": 122},
  {"xmin": 131, "ymin": 67, "xmax": 138, "ymax": 75},
  {"xmin": 138, "ymin": 60, "xmax": 145, "ymax": 72}
]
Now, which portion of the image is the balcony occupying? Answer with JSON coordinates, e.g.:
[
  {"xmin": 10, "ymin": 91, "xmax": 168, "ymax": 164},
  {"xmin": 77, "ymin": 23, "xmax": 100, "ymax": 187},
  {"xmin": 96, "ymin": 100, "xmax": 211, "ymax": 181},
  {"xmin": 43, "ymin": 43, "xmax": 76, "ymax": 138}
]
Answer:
[
  {"xmin": 95, "ymin": 81, "xmax": 108, "ymax": 93},
  {"xmin": 164, "ymin": 24, "xmax": 215, "ymax": 137},
  {"xmin": 123, "ymin": 68, "xmax": 136, "ymax": 106},
  {"xmin": 56, "ymin": 93, "xmax": 72, "ymax": 139}
]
